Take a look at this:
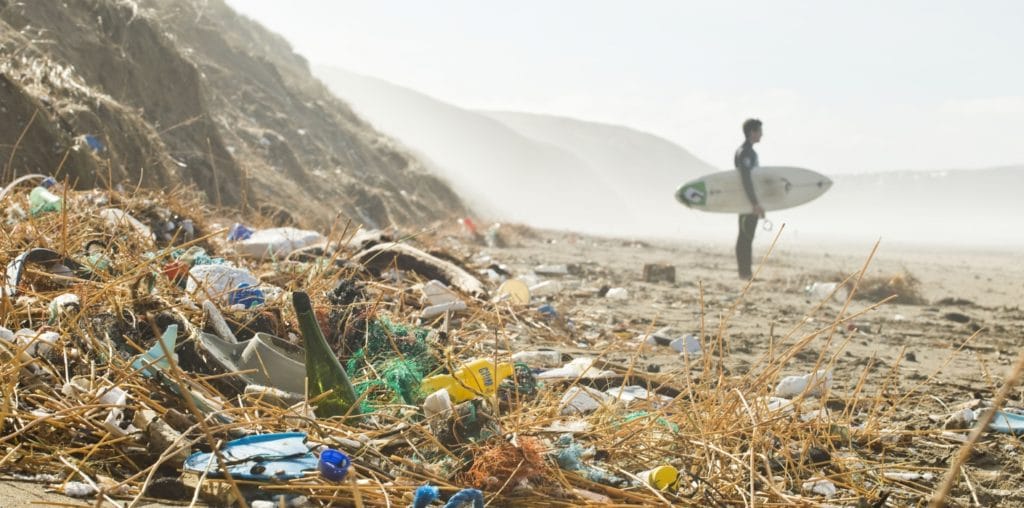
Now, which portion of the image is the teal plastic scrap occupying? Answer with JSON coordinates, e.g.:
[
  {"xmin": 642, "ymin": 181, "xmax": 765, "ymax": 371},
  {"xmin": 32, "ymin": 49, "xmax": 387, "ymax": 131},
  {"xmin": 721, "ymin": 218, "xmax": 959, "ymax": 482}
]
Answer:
[
  {"xmin": 133, "ymin": 325, "xmax": 178, "ymax": 378},
  {"xmin": 184, "ymin": 432, "xmax": 317, "ymax": 481},
  {"xmin": 988, "ymin": 410, "xmax": 1024, "ymax": 435},
  {"xmin": 551, "ymin": 434, "xmax": 631, "ymax": 487},
  {"xmin": 622, "ymin": 411, "xmax": 680, "ymax": 433},
  {"xmin": 130, "ymin": 325, "xmax": 232, "ymax": 424}
]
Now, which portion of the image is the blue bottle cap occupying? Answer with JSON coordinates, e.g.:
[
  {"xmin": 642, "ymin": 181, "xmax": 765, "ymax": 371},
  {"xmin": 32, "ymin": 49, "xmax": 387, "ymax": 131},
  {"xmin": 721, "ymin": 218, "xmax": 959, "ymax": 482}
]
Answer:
[{"xmin": 318, "ymin": 448, "xmax": 350, "ymax": 482}]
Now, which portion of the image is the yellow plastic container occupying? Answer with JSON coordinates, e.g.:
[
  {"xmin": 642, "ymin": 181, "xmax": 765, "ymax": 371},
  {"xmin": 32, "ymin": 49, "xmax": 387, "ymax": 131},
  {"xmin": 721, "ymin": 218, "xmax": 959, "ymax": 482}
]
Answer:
[
  {"xmin": 420, "ymin": 358, "xmax": 514, "ymax": 403},
  {"xmin": 641, "ymin": 465, "xmax": 679, "ymax": 491}
]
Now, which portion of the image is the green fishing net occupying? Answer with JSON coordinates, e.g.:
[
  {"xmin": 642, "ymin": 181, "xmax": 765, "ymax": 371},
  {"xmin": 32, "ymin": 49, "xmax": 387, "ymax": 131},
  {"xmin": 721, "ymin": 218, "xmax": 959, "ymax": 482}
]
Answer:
[{"xmin": 346, "ymin": 316, "xmax": 439, "ymax": 408}]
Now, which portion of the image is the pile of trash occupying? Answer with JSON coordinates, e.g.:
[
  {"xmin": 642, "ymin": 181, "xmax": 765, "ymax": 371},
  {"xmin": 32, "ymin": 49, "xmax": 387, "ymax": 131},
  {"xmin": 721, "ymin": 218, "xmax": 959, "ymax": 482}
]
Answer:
[{"xmin": 0, "ymin": 176, "xmax": 1019, "ymax": 506}]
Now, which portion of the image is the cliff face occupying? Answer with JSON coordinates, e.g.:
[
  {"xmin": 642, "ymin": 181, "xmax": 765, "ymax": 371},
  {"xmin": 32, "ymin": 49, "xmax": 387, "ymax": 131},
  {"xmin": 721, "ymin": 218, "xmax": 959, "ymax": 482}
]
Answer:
[{"xmin": 0, "ymin": 0, "xmax": 467, "ymax": 228}]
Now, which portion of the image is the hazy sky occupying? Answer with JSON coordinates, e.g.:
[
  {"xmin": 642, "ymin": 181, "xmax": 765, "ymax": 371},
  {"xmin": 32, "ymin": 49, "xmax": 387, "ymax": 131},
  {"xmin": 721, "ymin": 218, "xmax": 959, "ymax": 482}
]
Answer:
[{"xmin": 226, "ymin": 0, "xmax": 1023, "ymax": 173}]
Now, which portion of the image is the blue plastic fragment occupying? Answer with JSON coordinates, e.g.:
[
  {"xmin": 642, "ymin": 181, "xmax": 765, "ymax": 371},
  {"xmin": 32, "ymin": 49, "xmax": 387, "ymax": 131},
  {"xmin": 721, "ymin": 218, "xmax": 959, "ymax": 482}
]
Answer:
[
  {"xmin": 537, "ymin": 304, "xmax": 558, "ymax": 319},
  {"xmin": 318, "ymin": 448, "xmax": 350, "ymax": 482},
  {"xmin": 183, "ymin": 432, "xmax": 316, "ymax": 481},
  {"xmin": 228, "ymin": 283, "xmax": 265, "ymax": 309},
  {"xmin": 84, "ymin": 134, "xmax": 105, "ymax": 153},
  {"xmin": 227, "ymin": 222, "xmax": 254, "ymax": 241},
  {"xmin": 444, "ymin": 488, "xmax": 484, "ymax": 508},
  {"xmin": 40, "ymin": 177, "xmax": 57, "ymax": 188},
  {"xmin": 412, "ymin": 485, "xmax": 441, "ymax": 508}
]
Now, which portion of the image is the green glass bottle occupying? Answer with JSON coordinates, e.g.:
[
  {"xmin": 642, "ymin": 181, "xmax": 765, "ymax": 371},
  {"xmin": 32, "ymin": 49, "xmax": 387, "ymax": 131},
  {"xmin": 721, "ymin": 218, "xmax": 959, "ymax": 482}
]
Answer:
[{"xmin": 292, "ymin": 291, "xmax": 359, "ymax": 418}]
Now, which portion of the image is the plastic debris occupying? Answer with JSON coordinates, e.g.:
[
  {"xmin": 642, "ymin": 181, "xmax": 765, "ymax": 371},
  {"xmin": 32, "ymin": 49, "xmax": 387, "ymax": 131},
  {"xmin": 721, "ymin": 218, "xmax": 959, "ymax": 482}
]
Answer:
[
  {"xmin": 232, "ymin": 226, "xmax": 325, "ymax": 259},
  {"xmin": 494, "ymin": 278, "xmax": 529, "ymax": 304},
  {"xmin": 198, "ymin": 331, "xmax": 305, "ymax": 394},
  {"xmin": 184, "ymin": 432, "xmax": 316, "ymax": 480},
  {"xmin": 560, "ymin": 386, "xmax": 612, "ymax": 415},
  {"xmin": 420, "ymin": 359, "xmax": 514, "ymax": 403},
  {"xmin": 775, "ymin": 369, "xmax": 833, "ymax": 398},
  {"xmin": 422, "ymin": 300, "xmax": 467, "ymax": 319},
  {"xmin": 605, "ymin": 287, "xmax": 629, "ymax": 299},
  {"xmin": 132, "ymin": 325, "xmax": 178, "ymax": 378},
  {"xmin": 639, "ymin": 465, "xmax": 679, "ymax": 491},
  {"xmin": 988, "ymin": 410, "xmax": 1024, "ymax": 435},
  {"xmin": 318, "ymin": 449, "xmax": 350, "ymax": 482},
  {"xmin": 511, "ymin": 350, "xmax": 563, "ymax": 369},
  {"xmin": 537, "ymin": 358, "xmax": 615, "ymax": 380},
  {"xmin": 186, "ymin": 264, "xmax": 260, "ymax": 304},
  {"xmin": 802, "ymin": 478, "xmax": 837, "ymax": 497},
  {"xmin": 805, "ymin": 282, "xmax": 849, "ymax": 303},
  {"xmin": 99, "ymin": 208, "xmax": 155, "ymax": 241},
  {"xmin": 943, "ymin": 408, "xmax": 976, "ymax": 430},
  {"xmin": 29, "ymin": 185, "xmax": 62, "ymax": 216}
]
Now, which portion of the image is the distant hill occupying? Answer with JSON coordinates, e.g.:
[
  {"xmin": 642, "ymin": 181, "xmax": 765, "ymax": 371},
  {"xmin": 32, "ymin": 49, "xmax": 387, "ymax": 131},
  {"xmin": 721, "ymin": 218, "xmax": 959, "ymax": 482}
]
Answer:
[{"xmin": 314, "ymin": 66, "xmax": 712, "ymax": 235}]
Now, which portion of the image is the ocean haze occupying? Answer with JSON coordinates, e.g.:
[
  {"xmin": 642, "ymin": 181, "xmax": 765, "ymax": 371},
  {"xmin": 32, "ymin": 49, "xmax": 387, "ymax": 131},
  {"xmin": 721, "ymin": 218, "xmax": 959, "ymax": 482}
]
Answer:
[
  {"xmin": 226, "ymin": 0, "xmax": 1024, "ymax": 175},
  {"xmin": 315, "ymin": 66, "xmax": 1024, "ymax": 248}
]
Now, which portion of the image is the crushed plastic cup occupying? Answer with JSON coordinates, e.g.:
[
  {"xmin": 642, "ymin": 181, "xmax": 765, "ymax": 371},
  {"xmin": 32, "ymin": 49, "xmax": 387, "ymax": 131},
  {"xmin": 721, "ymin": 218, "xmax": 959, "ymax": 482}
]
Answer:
[
  {"xmin": 537, "ymin": 358, "xmax": 614, "ymax": 380},
  {"xmin": 318, "ymin": 448, "xmax": 351, "ymax": 482}
]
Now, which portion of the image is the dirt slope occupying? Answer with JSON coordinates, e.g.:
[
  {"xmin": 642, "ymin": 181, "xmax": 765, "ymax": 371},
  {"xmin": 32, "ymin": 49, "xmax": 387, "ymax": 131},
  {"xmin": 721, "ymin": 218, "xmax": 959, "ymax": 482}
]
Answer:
[{"xmin": 0, "ymin": 0, "xmax": 466, "ymax": 228}]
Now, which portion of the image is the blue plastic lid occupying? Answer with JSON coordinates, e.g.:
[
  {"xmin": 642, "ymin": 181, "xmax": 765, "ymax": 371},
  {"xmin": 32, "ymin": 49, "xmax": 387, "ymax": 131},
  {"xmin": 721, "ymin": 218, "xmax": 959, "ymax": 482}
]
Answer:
[{"xmin": 318, "ymin": 448, "xmax": 351, "ymax": 482}]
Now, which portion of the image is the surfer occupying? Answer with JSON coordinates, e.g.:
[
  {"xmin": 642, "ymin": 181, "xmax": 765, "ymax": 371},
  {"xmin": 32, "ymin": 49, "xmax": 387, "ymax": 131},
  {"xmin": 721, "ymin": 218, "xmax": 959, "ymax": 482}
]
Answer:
[{"xmin": 735, "ymin": 118, "xmax": 763, "ymax": 280}]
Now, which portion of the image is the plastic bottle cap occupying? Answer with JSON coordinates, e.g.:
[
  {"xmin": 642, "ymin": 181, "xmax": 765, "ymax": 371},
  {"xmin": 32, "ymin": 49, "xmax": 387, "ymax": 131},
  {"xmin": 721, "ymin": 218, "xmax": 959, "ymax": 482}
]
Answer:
[
  {"xmin": 644, "ymin": 465, "xmax": 679, "ymax": 491},
  {"xmin": 318, "ymin": 449, "xmax": 351, "ymax": 482}
]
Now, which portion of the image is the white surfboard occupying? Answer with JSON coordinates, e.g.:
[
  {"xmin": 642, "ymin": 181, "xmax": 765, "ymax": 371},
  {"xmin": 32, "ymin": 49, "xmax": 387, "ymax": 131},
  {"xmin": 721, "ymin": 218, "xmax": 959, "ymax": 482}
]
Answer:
[{"xmin": 675, "ymin": 166, "xmax": 832, "ymax": 213}]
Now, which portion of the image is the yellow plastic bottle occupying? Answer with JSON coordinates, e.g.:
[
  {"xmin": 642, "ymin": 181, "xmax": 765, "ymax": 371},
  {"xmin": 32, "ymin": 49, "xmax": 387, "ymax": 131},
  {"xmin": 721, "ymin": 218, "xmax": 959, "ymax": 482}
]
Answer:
[{"xmin": 420, "ymin": 358, "xmax": 514, "ymax": 402}]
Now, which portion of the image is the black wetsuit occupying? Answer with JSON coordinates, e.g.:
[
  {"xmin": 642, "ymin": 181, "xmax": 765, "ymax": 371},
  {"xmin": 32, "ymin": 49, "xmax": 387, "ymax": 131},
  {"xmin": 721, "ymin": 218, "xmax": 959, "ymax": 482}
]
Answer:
[{"xmin": 734, "ymin": 141, "xmax": 759, "ymax": 279}]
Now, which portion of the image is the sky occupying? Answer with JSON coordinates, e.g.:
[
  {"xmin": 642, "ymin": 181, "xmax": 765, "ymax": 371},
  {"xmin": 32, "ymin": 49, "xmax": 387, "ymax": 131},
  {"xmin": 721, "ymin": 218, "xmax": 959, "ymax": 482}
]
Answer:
[{"xmin": 226, "ymin": 0, "xmax": 1024, "ymax": 174}]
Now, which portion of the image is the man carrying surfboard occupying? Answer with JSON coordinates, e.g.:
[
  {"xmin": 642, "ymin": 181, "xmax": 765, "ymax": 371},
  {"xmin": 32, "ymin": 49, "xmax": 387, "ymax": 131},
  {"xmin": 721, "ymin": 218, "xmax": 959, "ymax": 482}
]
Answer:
[{"xmin": 735, "ymin": 118, "xmax": 764, "ymax": 280}]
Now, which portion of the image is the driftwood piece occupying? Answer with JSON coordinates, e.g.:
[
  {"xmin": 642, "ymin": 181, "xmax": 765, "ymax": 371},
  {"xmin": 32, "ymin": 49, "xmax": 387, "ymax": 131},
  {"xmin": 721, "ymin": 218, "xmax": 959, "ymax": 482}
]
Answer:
[{"xmin": 355, "ymin": 242, "xmax": 486, "ymax": 298}]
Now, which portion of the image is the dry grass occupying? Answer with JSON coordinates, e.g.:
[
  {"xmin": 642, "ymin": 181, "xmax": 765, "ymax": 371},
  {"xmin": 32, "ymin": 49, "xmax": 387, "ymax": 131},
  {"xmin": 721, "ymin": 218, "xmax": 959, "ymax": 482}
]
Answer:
[{"xmin": 0, "ymin": 183, "xmax": 1011, "ymax": 507}]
